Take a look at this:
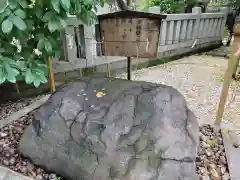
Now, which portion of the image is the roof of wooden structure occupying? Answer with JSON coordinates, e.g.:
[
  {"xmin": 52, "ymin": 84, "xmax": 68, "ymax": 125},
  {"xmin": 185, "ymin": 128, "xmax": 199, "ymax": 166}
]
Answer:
[{"xmin": 98, "ymin": 10, "xmax": 167, "ymax": 21}]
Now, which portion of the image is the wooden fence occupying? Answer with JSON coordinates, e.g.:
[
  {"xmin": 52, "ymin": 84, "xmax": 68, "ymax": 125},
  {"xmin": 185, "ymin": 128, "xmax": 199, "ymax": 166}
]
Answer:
[
  {"xmin": 158, "ymin": 7, "xmax": 226, "ymax": 57},
  {"xmin": 54, "ymin": 6, "xmax": 227, "ymax": 74}
]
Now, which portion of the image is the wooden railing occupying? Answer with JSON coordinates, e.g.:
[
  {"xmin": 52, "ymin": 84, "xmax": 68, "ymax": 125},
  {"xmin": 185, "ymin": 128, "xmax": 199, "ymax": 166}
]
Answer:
[{"xmin": 158, "ymin": 8, "xmax": 226, "ymax": 57}]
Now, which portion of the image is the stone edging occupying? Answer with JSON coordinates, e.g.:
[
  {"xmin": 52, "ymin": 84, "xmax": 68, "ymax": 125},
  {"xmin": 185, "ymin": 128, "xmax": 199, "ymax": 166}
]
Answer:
[
  {"xmin": 0, "ymin": 95, "xmax": 50, "ymax": 129},
  {"xmin": 222, "ymin": 128, "xmax": 240, "ymax": 180},
  {"xmin": 0, "ymin": 95, "xmax": 50, "ymax": 179},
  {"xmin": 0, "ymin": 165, "xmax": 33, "ymax": 180}
]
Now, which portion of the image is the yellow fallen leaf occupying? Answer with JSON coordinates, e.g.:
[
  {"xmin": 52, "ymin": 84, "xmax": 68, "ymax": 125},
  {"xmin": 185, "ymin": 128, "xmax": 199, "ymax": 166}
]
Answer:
[
  {"xmin": 222, "ymin": 128, "xmax": 229, "ymax": 134},
  {"xmin": 119, "ymin": 144, "xmax": 128, "ymax": 148},
  {"xmin": 96, "ymin": 91, "xmax": 106, "ymax": 98},
  {"xmin": 207, "ymin": 139, "xmax": 217, "ymax": 147}
]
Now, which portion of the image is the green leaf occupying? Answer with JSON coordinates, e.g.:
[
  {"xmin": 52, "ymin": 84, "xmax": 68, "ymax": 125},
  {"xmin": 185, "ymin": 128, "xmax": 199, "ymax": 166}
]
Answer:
[
  {"xmin": 14, "ymin": 55, "xmax": 22, "ymax": 61},
  {"xmin": 60, "ymin": 0, "xmax": 70, "ymax": 11},
  {"xmin": 25, "ymin": 19, "xmax": 34, "ymax": 30},
  {"xmin": 76, "ymin": 7, "xmax": 97, "ymax": 25},
  {"xmin": 85, "ymin": 0, "xmax": 94, "ymax": 5},
  {"xmin": 0, "ymin": 68, "xmax": 6, "ymax": 84},
  {"xmin": 44, "ymin": 39, "xmax": 53, "ymax": 53},
  {"xmin": 0, "ymin": 9, "xmax": 11, "ymax": 21},
  {"xmin": 14, "ymin": 8, "xmax": 26, "ymax": 19},
  {"xmin": 2, "ymin": 57, "xmax": 18, "ymax": 68},
  {"xmin": 47, "ymin": 36, "xmax": 59, "ymax": 49},
  {"xmin": 35, "ymin": 33, "xmax": 45, "ymax": 40},
  {"xmin": 11, "ymin": 68, "xmax": 19, "ymax": 76},
  {"xmin": 54, "ymin": 49, "xmax": 60, "ymax": 57},
  {"xmin": 0, "ymin": 0, "xmax": 8, "ymax": 13},
  {"xmin": 0, "ymin": 65, "xmax": 6, "ymax": 84},
  {"xmin": 35, "ymin": 7, "xmax": 43, "ymax": 19},
  {"xmin": 6, "ymin": 73, "xmax": 16, "ymax": 83},
  {"xmin": 1, "ymin": 19, "xmax": 13, "ymax": 33},
  {"xmin": 33, "ymin": 78, "xmax": 41, "ymax": 87},
  {"xmin": 12, "ymin": 16, "xmax": 27, "ymax": 30},
  {"xmin": 16, "ymin": 61, "xmax": 26, "ymax": 71},
  {"xmin": 8, "ymin": 0, "xmax": 18, "ymax": 9},
  {"xmin": 4, "ymin": 64, "xmax": 19, "ymax": 83},
  {"xmin": 43, "ymin": 12, "xmax": 55, "ymax": 22},
  {"xmin": 51, "ymin": 0, "xmax": 60, "ymax": 13},
  {"xmin": 33, "ymin": 69, "xmax": 48, "ymax": 83},
  {"xmin": 38, "ymin": 64, "xmax": 48, "ymax": 75},
  {"xmin": 18, "ymin": 0, "xmax": 28, "ymax": 8},
  {"xmin": 48, "ymin": 20, "xmax": 60, "ymax": 32},
  {"xmin": 4, "ymin": 63, "xmax": 19, "ymax": 76},
  {"xmin": 25, "ymin": 69, "xmax": 33, "ymax": 84},
  {"xmin": 100, "ymin": 0, "xmax": 105, "ymax": 7},
  {"xmin": 58, "ymin": 17, "xmax": 67, "ymax": 28},
  {"xmin": 37, "ymin": 39, "xmax": 45, "ymax": 50}
]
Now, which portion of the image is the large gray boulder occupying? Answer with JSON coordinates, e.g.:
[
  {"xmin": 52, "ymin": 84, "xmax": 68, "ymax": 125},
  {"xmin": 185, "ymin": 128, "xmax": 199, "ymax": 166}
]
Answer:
[{"xmin": 19, "ymin": 77, "xmax": 199, "ymax": 180}]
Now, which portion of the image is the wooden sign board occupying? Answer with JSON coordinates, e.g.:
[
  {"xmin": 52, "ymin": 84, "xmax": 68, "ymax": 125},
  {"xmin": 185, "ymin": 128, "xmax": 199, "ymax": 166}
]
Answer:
[{"xmin": 98, "ymin": 11, "xmax": 166, "ymax": 58}]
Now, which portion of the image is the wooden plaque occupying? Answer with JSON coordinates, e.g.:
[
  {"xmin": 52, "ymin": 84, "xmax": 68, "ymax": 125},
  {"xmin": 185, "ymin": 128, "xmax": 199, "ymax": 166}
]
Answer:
[{"xmin": 98, "ymin": 11, "xmax": 166, "ymax": 58}]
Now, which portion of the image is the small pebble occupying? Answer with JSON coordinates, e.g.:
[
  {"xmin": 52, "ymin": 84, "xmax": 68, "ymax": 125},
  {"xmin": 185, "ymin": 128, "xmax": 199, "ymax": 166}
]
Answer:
[
  {"xmin": 3, "ymin": 160, "xmax": 9, "ymax": 166},
  {"xmin": 220, "ymin": 166, "xmax": 226, "ymax": 174},
  {"xmin": 233, "ymin": 143, "xmax": 239, "ymax": 148},
  {"xmin": 36, "ymin": 175, "xmax": 43, "ymax": 180},
  {"xmin": 0, "ymin": 95, "xmax": 46, "ymax": 121},
  {"xmin": 0, "ymin": 132, "xmax": 8, "ymax": 137},
  {"xmin": 205, "ymin": 149, "xmax": 213, "ymax": 156},
  {"xmin": 196, "ymin": 125, "xmax": 229, "ymax": 180},
  {"xmin": 222, "ymin": 173, "xmax": 230, "ymax": 180},
  {"xmin": 49, "ymin": 174, "xmax": 57, "ymax": 179},
  {"xmin": 201, "ymin": 175, "xmax": 210, "ymax": 180},
  {"xmin": 20, "ymin": 167, "xmax": 27, "ymax": 174},
  {"xmin": 9, "ymin": 157, "xmax": 15, "ymax": 165},
  {"xmin": 219, "ymin": 155, "xmax": 227, "ymax": 164}
]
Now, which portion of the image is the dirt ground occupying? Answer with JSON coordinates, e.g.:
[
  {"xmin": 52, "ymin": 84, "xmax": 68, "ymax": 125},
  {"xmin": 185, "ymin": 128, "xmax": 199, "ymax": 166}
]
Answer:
[{"xmin": 117, "ymin": 55, "xmax": 240, "ymax": 133}]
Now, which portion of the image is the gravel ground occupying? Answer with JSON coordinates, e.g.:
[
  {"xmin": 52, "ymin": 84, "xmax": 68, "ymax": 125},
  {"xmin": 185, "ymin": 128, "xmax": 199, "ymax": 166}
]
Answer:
[
  {"xmin": 0, "ymin": 113, "xmax": 230, "ymax": 180},
  {"xmin": 197, "ymin": 125, "xmax": 230, "ymax": 180},
  {"xmin": 117, "ymin": 55, "xmax": 240, "ymax": 130},
  {"xmin": 0, "ymin": 95, "xmax": 48, "ymax": 121},
  {"xmin": 0, "ymin": 54, "xmax": 235, "ymax": 179},
  {"xmin": 0, "ymin": 113, "xmax": 63, "ymax": 180}
]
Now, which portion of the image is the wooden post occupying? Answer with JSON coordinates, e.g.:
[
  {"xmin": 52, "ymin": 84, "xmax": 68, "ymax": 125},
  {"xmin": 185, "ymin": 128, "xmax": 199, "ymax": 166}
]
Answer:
[
  {"xmin": 127, "ymin": 57, "xmax": 132, "ymax": 80},
  {"xmin": 126, "ymin": 0, "xmax": 132, "ymax": 81},
  {"xmin": 48, "ymin": 57, "xmax": 56, "ymax": 93},
  {"xmin": 214, "ymin": 35, "xmax": 240, "ymax": 126}
]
